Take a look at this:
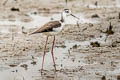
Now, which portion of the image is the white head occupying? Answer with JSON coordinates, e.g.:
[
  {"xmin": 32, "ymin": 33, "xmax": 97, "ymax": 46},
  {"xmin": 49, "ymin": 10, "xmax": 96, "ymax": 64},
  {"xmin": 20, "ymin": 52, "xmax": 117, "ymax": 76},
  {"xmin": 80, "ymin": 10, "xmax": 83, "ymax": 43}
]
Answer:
[
  {"xmin": 61, "ymin": 9, "xmax": 79, "ymax": 22},
  {"xmin": 62, "ymin": 9, "xmax": 72, "ymax": 16}
]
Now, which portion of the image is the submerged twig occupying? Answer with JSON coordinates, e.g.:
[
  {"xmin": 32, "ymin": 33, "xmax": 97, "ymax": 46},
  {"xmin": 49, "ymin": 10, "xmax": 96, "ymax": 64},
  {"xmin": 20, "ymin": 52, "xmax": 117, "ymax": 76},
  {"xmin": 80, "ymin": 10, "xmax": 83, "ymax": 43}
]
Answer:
[
  {"xmin": 77, "ymin": 21, "xmax": 79, "ymax": 27},
  {"xmin": 95, "ymin": 1, "xmax": 98, "ymax": 6},
  {"xmin": 97, "ymin": 22, "xmax": 114, "ymax": 42},
  {"xmin": 119, "ymin": 12, "xmax": 120, "ymax": 19},
  {"xmin": 105, "ymin": 22, "xmax": 114, "ymax": 36}
]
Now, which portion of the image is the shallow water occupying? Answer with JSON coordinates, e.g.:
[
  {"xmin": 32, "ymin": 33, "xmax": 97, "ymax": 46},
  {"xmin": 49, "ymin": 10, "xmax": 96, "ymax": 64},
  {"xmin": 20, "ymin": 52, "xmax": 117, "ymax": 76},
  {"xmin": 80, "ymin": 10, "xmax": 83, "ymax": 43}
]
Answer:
[
  {"xmin": 0, "ymin": 12, "xmax": 100, "ymax": 33},
  {"xmin": 0, "ymin": 32, "xmax": 107, "ymax": 80},
  {"xmin": 0, "ymin": 4, "xmax": 119, "ymax": 80}
]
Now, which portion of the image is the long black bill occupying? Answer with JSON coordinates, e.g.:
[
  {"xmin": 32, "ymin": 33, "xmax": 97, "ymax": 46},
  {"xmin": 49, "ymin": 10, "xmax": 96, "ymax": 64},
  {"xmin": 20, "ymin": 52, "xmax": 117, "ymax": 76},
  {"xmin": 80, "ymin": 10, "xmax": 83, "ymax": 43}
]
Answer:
[{"xmin": 70, "ymin": 14, "xmax": 79, "ymax": 20}]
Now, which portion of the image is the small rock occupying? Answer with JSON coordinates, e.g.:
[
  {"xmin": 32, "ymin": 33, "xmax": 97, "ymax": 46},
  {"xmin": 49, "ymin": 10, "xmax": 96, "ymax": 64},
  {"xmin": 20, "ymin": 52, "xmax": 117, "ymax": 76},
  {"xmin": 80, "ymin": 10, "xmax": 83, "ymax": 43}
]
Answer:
[
  {"xmin": 61, "ymin": 64, "xmax": 63, "ymax": 67},
  {"xmin": 9, "ymin": 64, "xmax": 17, "ymax": 67},
  {"xmin": 73, "ymin": 44, "xmax": 77, "ymax": 49},
  {"xmin": 31, "ymin": 61, "xmax": 36, "ymax": 65},
  {"xmin": 90, "ymin": 41, "xmax": 100, "ymax": 47},
  {"xmin": 117, "ymin": 75, "xmax": 120, "ymax": 80},
  {"xmin": 20, "ymin": 64, "xmax": 28, "ymax": 70},
  {"xmin": 91, "ymin": 14, "xmax": 99, "ymax": 18},
  {"xmin": 101, "ymin": 76, "xmax": 106, "ymax": 80},
  {"xmin": 11, "ymin": 7, "xmax": 20, "ymax": 12},
  {"xmin": 23, "ymin": 48, "xmax": 26, "ymax": 51}
]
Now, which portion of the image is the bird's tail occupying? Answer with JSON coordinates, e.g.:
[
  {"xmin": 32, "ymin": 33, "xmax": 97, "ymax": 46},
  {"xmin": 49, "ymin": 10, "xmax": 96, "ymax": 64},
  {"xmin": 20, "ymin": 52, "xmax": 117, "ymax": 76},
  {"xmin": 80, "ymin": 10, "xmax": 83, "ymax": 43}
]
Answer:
[
  {"xmin": 28, "ymin": 32, "xmax": 37, "ymax": 35},
  {"xmin": 28, "ymin": 29, "xmax": 41, "ymax": 35}
]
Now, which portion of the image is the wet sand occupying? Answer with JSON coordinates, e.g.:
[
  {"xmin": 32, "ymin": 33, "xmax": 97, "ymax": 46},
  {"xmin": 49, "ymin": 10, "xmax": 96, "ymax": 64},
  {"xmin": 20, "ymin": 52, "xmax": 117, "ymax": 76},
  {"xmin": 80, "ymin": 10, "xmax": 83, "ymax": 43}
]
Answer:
[{"xmin": 0, "ymin": 0, "xmax": 120, "ymax": 80}]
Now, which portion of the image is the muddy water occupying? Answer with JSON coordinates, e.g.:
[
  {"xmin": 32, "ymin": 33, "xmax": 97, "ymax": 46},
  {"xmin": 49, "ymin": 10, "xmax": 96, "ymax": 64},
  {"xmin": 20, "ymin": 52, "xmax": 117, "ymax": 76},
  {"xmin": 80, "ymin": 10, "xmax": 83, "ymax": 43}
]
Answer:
[
  {"xmin": 0, "ymin": 12, "xmax": 100, "ymax": 34},
  {"xmin": 0, "ymin": 1, "xmax": 120, "ymax": 79},
  {"xmin": 0, "ymin": 32, "xmax": 107, "ymax": 80},
  {"xmin": 116, "ymin": 0, "xmax": 120, "ymax": 7}
]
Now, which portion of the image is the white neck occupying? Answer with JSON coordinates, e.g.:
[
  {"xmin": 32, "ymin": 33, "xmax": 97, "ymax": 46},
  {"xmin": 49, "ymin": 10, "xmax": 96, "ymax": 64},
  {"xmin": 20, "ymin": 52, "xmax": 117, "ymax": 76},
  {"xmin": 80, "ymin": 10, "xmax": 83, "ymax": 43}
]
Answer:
[{"xmin": 60, "ymin": 12, "xmax": 67, "ymax": 23}]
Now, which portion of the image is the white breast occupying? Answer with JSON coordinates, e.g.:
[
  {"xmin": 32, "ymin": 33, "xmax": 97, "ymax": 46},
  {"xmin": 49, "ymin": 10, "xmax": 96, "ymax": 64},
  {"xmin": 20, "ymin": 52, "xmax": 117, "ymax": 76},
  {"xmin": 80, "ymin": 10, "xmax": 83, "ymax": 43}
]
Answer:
[{"xmin": 53, "ymin": 23, "xmax": 64, "ymax": 32}]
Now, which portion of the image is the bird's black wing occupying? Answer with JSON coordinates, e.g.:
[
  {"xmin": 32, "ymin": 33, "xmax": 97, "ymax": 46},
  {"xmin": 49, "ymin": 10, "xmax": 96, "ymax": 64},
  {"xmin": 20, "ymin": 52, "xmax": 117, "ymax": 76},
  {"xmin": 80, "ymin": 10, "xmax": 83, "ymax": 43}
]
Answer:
[{"xmin": 31, "ymin": 21, "xmax": 61, "ymax": 34}]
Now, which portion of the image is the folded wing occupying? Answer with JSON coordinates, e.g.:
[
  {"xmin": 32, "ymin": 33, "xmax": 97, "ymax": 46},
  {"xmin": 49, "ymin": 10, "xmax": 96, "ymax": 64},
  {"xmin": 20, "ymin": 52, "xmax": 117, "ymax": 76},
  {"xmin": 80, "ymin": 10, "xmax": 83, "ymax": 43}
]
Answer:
[{"xmin": 31, "ymin": 21, "xmax": 61, "ymax": 34}]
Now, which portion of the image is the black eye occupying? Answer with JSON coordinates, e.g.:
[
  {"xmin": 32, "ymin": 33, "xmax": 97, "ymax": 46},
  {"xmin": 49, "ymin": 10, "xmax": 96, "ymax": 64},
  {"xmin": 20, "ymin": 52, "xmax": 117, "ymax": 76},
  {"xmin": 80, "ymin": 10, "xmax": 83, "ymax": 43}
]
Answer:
[{"xmin": 65, "ymin": 10, "xmax": 69, "ymax": 13}]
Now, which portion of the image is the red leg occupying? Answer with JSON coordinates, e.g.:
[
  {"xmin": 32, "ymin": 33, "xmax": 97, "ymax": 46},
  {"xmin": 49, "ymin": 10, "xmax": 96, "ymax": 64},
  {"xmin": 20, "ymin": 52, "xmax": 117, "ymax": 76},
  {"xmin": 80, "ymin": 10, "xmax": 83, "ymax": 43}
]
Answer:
[
  {"xmin": 51, "ymin": 36, "xmax": 56, "ymax": 72},
  {"xmin": 41, "ymin": 36, "xmax": 48, "ymax": 73}
]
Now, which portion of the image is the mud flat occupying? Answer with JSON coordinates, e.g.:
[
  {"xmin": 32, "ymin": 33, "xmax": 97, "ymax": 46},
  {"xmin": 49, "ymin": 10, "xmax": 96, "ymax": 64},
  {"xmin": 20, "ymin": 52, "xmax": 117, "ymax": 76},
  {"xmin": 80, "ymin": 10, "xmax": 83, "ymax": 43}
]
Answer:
[{"xmin": 0, "ymin": 0, "xmax": 120, "ymax": 80}]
